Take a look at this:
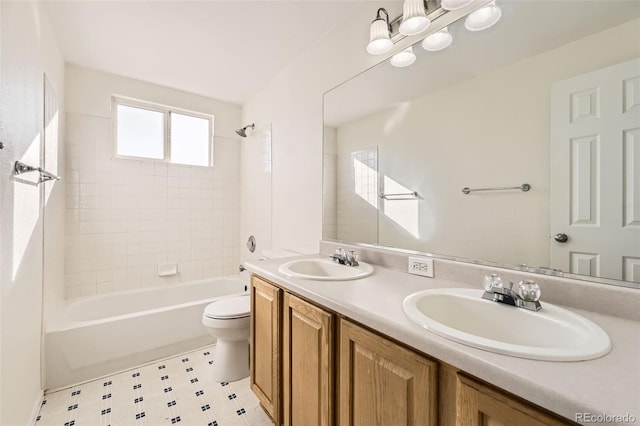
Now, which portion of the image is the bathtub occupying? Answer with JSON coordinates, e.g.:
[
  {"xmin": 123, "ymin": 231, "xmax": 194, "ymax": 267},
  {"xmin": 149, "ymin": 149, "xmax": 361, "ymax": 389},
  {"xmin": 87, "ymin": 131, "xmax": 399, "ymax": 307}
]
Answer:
[{"xmin": 44, "ymin": 276, "xmax": 248, "ymax": 390}]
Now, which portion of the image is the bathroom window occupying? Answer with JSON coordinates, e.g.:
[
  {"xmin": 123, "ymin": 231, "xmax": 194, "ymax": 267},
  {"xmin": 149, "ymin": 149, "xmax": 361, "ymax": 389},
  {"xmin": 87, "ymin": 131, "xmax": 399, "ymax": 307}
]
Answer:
[{"xmin": 113, "ymin": 97, "xmax": 213, "ymax": 167}]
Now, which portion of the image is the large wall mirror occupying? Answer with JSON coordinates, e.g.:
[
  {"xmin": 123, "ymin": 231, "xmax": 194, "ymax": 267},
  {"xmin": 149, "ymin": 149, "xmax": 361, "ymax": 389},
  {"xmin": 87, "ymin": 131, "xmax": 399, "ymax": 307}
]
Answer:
[{"xmin": 323, "ymin": 0, "xmax": 640, "ymax": 288}]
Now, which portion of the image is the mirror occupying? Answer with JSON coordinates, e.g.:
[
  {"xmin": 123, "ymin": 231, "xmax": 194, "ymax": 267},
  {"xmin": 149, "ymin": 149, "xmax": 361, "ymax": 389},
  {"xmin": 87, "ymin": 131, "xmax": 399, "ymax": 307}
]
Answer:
[{"xmin": 323, "ymin": 1, "xmax": 640, "ymax": 288}]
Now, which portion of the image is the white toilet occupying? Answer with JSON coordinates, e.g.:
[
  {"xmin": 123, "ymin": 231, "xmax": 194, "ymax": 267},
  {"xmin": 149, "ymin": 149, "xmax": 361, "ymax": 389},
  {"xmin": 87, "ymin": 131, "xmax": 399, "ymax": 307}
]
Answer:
[
  {"xmin": 202, "ymin": 294, "xmax": 251, "ymax": 382},
  {"xmin": 202, "ymin": 248, "xmax": 299, "ymax": 382}
]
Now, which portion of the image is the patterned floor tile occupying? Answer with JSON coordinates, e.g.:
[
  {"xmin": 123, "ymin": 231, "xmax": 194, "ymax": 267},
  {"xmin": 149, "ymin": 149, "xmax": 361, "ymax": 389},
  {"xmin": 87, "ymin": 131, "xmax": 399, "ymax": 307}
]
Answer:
[{"xmin": 37, "ymin": 345, "xmax": 273, "ymax": 426}]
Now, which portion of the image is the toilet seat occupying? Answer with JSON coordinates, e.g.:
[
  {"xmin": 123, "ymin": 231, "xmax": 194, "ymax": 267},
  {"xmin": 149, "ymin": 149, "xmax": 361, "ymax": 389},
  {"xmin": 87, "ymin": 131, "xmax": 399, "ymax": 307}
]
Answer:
[{"xmin": 204, "ymin": 294, "xmax": 250, "ymax": 319}]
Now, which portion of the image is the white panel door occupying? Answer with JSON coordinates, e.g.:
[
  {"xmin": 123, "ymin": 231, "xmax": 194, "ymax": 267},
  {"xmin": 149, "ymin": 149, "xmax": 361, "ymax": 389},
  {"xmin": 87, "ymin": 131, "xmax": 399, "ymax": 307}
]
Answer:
[{"xmin": 551, "ymin": 58, "xmax": 640, "ymax": 282}]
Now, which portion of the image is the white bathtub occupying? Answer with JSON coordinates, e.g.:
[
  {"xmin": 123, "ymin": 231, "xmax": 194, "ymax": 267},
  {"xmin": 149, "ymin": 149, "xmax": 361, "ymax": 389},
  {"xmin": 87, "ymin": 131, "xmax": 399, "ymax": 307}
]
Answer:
[{"xmin": 45, "ymin": 276, "xmax": 248, "ymax": 390}]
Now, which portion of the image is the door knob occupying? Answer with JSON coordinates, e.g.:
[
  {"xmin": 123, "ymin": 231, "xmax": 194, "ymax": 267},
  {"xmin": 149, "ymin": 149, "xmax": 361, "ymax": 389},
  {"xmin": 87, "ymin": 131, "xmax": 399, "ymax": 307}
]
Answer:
[{"xmin": 554, "ymin": 233, "xmax": 569, "ymax": 243}]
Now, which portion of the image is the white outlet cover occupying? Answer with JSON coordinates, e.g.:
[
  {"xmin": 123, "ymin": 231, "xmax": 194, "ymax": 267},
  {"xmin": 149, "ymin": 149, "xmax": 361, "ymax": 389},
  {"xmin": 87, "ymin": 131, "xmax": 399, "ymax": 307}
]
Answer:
[{"xmin": 407, "ymin": 256, "xmax": 434, "ymax": 278}]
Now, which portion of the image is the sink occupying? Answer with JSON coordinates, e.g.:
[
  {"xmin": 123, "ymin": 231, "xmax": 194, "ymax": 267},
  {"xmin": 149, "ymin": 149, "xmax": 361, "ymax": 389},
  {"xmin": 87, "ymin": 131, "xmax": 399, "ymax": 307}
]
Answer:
[
  {"xmin": 403, "ymin": 288, "xmax": 611, "ymax": 361},
  {"xmin": 278, "ymin": 258, "xmax": 374, "ymax": 281}
]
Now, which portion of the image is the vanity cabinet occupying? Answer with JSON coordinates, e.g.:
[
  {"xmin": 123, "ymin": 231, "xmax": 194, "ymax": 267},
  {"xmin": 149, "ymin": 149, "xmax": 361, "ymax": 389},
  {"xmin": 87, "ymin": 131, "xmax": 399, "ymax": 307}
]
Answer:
[
  {"xmin": 338, "ymin": 319, "xmax": 437, "ymax": 426},
  {"xmin": 455, "ymin": 374, "xmax": 573, "ymax": 426},
  {"xmin": 250, "ymin": 274, "xmax": 574, "ymax": 426},
  {"xmin": 250, "ymin": 276, "xmax": 282, "ymax": 422},
  {"xmin": 283, "ymin": 292, "xmax": 334, "ymax": 426},
  {"xmin": 250, "ymin": 275, "xmax": 335, "ymax": 426}
]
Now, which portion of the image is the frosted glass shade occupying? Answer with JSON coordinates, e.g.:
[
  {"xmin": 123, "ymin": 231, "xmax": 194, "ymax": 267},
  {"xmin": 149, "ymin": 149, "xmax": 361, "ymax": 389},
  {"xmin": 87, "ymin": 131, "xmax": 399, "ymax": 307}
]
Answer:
[
  {"xmin": 390, "ymin": 47, "xmax": 416, "ymax": 67},
  {"xmin": 441, "ymin": 0, "xmax": 474, "ymax": 11},
  {"xmin": 465, "ymin": 1, "xmax": 502, "ymax": 31},
  {"xmin": 399, "ymin": 0, "xmax": 430, "ymax": 36},
  {"xmin": 367, "ymin": 18, "xmax": 393, "ymax": 55},
  {"xmin": 422, "ymin": 27, "xmax": 453, "ymax": 51}
]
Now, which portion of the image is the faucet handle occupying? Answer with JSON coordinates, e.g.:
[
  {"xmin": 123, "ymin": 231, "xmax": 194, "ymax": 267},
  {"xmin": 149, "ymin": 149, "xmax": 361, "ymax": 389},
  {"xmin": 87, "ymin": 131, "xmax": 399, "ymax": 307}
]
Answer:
[
  {"xmin": 517, "ymin": 280, "xmax": 541, "ymax": 302},
  {"xmin": 347, "ymin": 249, "xmax": 359, "ymax": 265},
  {"xmin": 482, "ymin": 274, "xmax": 503, "ymax": 292}
]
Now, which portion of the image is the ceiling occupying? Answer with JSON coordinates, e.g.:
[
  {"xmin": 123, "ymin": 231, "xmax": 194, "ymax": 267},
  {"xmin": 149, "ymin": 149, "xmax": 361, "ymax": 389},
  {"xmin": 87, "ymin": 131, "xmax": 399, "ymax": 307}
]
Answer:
[{"xmin": 44, "ymin": 1, "xmax": 363, "ymax": 105}]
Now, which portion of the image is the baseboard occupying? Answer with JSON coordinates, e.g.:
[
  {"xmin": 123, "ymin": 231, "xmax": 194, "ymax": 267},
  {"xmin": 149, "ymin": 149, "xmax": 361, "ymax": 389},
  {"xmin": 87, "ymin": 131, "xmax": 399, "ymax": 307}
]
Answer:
[{"xmin": 28, "ymin": 390, "xmax": 44, "ymax": 425}]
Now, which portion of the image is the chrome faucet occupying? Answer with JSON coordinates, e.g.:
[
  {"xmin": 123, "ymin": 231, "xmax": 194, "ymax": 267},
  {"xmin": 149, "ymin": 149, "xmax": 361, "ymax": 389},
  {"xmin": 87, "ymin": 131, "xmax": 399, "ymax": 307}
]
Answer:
[
  {"xmin": 481, "ymin": 274, "xmax": 542, "ymax": 311},
  {"xmin": 330, "ymin": 248, "xmax": 359, "ymax": 267}
]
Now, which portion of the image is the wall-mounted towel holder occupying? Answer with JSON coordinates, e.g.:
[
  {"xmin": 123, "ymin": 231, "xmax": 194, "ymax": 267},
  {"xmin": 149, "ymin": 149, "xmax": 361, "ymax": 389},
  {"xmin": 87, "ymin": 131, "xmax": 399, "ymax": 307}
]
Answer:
[
  {"xmin": 462, "ymin": 183, "xmax": 530, "ymax": 195},
  {"xmin": 379, "ymin": 191, "xmax": 420, "ymax": 201},
  {"xmin": 14, "ymin": 161, "xmax": 61, "ymax": 183}
]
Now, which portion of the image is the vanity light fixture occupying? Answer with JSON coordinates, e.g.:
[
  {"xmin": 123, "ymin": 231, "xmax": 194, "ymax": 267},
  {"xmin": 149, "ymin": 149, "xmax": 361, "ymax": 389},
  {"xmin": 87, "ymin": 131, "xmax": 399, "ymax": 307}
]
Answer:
[
  {"xmin": 440, "ymin": 0, "xmax": 474, "ymax": 11},
  {"xmin": 464, "ymin": 1, "xmax": 502, "ymax": 31},
  {"xmin": 366, "ymin": 0, "xmax": 503, "ymax": 66},
  {"xmin": 399, "ymin": 0, "xmax": 431, "ymax": 36},
  {"xmin": 367, "ymin": 8, "xmax": 393, "ymax": 55},
  {"xmin": 421, "ymin": 27, "xmax": 453, "ymax": 51},
  {"xmin": 391, "ymin": 46, "xmax": 417, "ymax": 67}
]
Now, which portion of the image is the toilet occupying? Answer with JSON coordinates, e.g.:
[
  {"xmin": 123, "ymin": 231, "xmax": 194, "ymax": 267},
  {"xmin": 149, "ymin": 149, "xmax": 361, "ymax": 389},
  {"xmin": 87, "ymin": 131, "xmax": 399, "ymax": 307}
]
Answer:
[
  {"xmin": 202, "ymin": 294, "xmax": 251, "ymax": 382},
  {"xmin": 202, "ymin": 248, "xmax": 299, "ymax": 382}
]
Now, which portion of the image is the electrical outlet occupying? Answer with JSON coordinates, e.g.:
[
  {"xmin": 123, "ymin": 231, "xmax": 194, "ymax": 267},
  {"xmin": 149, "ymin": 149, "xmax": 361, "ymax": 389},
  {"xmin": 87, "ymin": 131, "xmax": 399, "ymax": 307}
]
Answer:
[{"xmin": 408, "ymin": 256, "xmax": 434, "ymax": 278}]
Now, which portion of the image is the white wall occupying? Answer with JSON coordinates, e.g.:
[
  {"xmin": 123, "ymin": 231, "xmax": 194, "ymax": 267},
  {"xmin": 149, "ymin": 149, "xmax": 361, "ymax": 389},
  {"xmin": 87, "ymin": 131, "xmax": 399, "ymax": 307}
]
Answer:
[
  {"xmin": 0, "ymin": 1, "xmax": 65, "ymax": 423},
  {"xmin": 242, "ymin": 1, "xmax": 408, "ymax": 254},
  {"xmin": 240, "ymin": 123, "xmax": 272, "ymax": 266},
  {"xmin": 63, "ymin": 65, "xmax": 242, "ymax": 298},
  {"xmin": 332, "ymin": 19, "xmax": 640, "ymax": 267}
]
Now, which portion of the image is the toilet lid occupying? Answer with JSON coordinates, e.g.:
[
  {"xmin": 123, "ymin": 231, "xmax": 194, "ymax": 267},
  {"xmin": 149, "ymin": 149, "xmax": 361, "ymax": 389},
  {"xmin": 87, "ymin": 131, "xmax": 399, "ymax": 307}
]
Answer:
[{"xmin": 204, "ymin": 294, "xmax": 250, "ymax": 319}]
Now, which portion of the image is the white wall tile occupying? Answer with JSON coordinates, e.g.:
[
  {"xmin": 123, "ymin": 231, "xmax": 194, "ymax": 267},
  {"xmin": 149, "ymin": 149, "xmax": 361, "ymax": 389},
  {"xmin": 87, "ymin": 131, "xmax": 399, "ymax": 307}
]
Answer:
[{"xmin": 63, "ymin": 67, "xmax": 241, "ymax": 299}]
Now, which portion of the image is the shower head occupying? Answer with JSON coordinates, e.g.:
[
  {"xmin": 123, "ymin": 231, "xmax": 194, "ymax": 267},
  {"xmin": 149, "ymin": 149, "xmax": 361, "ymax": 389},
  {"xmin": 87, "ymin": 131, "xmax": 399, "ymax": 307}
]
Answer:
[{"xmin": 235, "ymin": 123, "xmax": 255, "ymax": 137}]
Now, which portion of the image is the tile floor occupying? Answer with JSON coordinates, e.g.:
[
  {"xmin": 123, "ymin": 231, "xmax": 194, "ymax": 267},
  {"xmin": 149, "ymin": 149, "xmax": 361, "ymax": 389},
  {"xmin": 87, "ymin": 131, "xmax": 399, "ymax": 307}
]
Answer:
[{"xmin": 36, "ymin": 345, "xmax": 273, "ymax": 426}]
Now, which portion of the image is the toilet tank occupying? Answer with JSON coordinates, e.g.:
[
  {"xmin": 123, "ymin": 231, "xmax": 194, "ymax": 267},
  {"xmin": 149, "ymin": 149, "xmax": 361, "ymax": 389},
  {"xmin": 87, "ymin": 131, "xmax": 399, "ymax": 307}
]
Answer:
[{"xmin": 260, "ymin": 248, "xmax": 300, "ymax": 260}]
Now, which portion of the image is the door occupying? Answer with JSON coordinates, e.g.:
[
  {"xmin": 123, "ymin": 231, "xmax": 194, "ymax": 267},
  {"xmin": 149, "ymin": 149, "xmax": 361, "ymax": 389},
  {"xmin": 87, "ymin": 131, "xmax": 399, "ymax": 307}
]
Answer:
[
  {"xmin": 283, "ymin": 293, "xmax": 334, "ymax": 426},
  {"xmin": 250, "ymin": 276, "xmax": 282, "ymax": 423},
  {"xmin": 550, "ymin": 58, "xmax": 640, "ymax": 282},
  {"xmin": 338, "ymin": 319, "xmax": 437, "ymax": 426}
]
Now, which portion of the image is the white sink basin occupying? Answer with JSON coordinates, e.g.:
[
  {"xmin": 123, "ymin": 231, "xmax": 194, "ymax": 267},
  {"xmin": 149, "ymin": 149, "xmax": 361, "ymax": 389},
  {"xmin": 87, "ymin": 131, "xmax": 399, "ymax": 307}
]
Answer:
[
  {"xmin": 403, "ymin": 288, "xmax": 611, "ymax": 361},
  {"xmin": 278, "ymin": 258, "xmax": 374, "ymax": 281}
]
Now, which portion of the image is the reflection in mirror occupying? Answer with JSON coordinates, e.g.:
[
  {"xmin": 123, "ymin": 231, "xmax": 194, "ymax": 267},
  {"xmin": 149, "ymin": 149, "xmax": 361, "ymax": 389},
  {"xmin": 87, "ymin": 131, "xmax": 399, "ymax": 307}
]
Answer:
[{"xmin": 323, "ymin": 1, "xmax": 640, "ymax": 288}]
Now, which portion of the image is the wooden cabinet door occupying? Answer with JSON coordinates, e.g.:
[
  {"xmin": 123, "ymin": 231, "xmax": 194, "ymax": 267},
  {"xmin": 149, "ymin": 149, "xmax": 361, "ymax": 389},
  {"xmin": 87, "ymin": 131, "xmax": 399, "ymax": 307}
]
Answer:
[
  {"xmin": 250, "ymin": 276, "xmax": 282, "ymax": 423},
  {"xmin": 283, "ymin": 293, "xmax": 334, "ymax": 426},
  {"xmin": 338, "ymin": 319, "xmax": 437, "ymax": 426},
  {"xmin": 456, "ymin": 374, "xmax": 575, "ymax": 426}
]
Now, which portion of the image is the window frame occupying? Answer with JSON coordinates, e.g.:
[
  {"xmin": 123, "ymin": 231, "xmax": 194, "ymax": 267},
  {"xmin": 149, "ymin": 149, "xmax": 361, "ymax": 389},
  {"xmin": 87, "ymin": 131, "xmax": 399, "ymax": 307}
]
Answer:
[{"xmin": 112, "ymin": 96, "xmax": 214, "ymax": 167}]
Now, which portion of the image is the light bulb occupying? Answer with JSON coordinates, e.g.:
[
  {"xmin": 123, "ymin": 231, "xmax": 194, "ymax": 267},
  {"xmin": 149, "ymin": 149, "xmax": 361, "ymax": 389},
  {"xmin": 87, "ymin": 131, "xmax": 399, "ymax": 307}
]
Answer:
[
  {"xmin": 367, "ymin": 18, "xmax": 393, "ymax": 55},
  {"xmin": 422, "ymin": 27, "xmax": 453, "ymax": 51},
  {"xmin": 465, "ymin": 1, "xmax": 502, "ymax": 32},
  {"xmin": 399, "ymin": 0, "xmax": 430, "ymax": 36},
  {"xmin": 441, "ymin": 0, "xmax": 474, "ymax": 11},
  {"xmin": 390, "ymin": 47, "xmax": 416, "ymax": 68}
]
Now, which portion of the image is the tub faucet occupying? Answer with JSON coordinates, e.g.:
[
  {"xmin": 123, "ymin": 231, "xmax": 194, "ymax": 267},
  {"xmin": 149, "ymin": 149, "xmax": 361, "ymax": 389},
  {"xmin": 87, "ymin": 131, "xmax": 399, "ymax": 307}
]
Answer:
[
  {"xmin": 330, "ymin": 248, "xmax": 359, "ymax": 267},
  {"xmin": 481, "ymin": 274, "xmax": 542, "ymax": 311}
]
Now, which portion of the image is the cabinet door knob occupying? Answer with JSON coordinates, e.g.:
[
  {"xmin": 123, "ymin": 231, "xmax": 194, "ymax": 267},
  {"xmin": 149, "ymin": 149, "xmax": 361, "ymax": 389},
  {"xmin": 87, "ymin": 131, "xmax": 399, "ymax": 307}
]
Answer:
[{"xmin": 554, "ymin": 233, "xmax": 569, "ymax": 243}]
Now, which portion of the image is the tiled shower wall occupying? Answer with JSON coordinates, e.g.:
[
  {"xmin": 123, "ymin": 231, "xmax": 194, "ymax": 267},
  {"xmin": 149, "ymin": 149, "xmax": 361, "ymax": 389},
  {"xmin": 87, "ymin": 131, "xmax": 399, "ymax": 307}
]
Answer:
[
  {"xmin": 64, "ymin": 66, "xmax": 242, "ymax": 299},
  {"xmin": 240, "ymin": 123, "xmax": 272, "ymax": 265},
  {"xmin": 335, "ymin": 147, "xmax": 378, "ymax": 244},
  {"xmin": 322, "ymin": 126, "xmax": 337, "ymax": 240}
]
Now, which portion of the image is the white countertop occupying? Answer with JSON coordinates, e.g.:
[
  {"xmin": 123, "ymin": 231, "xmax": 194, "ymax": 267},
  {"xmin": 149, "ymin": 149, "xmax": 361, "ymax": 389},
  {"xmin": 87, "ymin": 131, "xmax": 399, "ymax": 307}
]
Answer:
[{"xmin": 245, "ymin": 255, "xmax": 640, "ymax": 426}]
